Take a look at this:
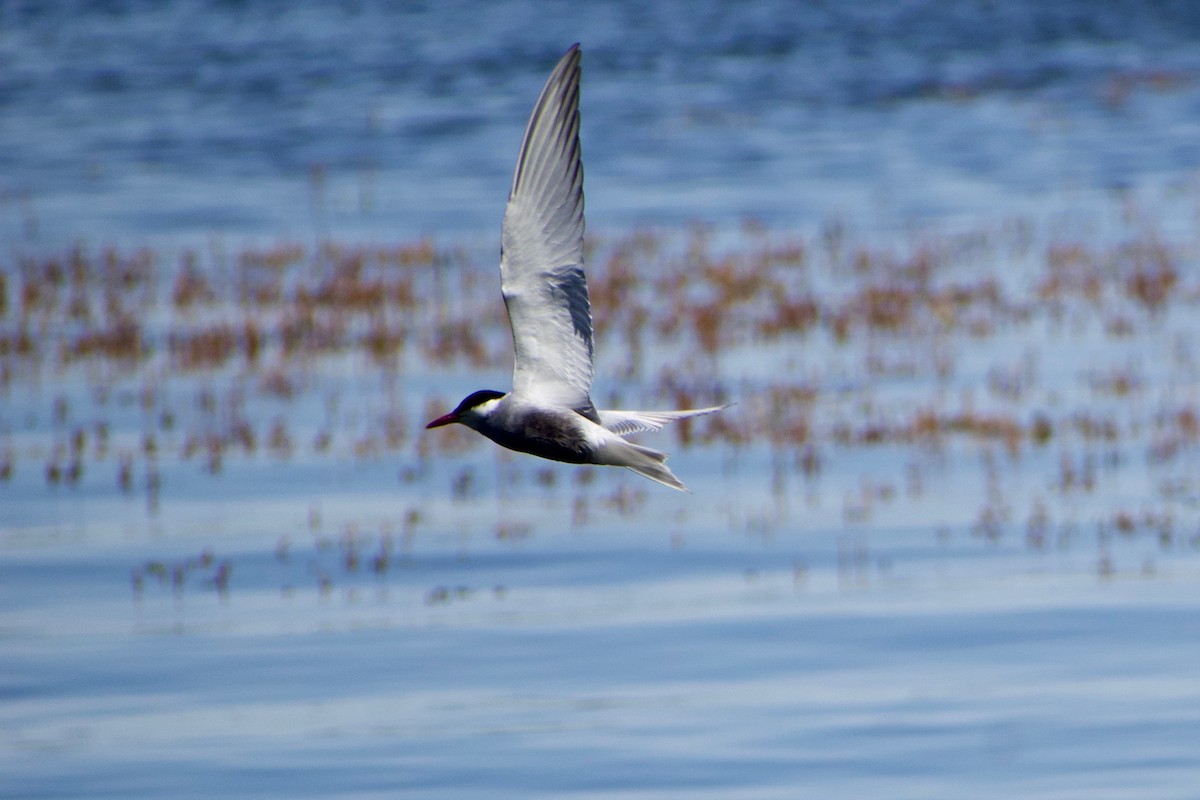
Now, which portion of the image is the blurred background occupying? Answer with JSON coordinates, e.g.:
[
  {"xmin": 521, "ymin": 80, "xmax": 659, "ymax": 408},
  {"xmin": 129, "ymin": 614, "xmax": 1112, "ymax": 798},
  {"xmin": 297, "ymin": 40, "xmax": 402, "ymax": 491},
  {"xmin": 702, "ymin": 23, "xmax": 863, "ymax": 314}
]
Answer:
[
  {"xmin": 4, "ymin": 2, "xmax": 1200, "ymax": 798},
  {"xmin": 5, "ymin": 0, "xmax": 1199, "ymax": 245}
]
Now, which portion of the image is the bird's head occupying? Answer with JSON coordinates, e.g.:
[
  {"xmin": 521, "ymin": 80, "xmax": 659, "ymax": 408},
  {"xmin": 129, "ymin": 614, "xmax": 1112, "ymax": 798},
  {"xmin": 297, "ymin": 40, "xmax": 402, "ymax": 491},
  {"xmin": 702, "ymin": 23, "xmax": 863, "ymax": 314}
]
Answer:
[{"xmin": 425, "ymin": 390, "xmax": 506, "ymax": 431}]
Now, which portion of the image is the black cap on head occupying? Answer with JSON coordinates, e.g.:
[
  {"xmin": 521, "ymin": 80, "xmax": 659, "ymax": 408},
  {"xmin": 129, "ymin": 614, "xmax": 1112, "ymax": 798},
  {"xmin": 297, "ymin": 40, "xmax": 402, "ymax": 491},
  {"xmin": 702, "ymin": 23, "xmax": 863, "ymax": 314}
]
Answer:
[
  {"xmin": 426, "ymin": 390, "xmax": 505, "ymax": 429},
  {"xmin": 455, "ymin": 390, "xmax": 505, "ymax": 413}
]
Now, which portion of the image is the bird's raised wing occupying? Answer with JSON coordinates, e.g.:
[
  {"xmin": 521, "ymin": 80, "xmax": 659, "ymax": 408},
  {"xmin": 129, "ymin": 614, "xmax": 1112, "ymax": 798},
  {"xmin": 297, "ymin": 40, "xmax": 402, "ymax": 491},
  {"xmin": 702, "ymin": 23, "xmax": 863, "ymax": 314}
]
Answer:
[{"xmin": 500, "ymin": 44, "xmax": 593, "ymax": 412}]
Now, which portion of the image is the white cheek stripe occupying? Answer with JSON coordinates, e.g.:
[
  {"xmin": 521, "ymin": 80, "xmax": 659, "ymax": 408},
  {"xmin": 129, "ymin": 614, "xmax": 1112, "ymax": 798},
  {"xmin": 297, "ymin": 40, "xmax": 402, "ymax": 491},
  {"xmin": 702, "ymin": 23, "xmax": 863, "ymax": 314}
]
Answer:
[{"xmin": 476, "ymin": 398, "xmax": 503, "ymax": 416}]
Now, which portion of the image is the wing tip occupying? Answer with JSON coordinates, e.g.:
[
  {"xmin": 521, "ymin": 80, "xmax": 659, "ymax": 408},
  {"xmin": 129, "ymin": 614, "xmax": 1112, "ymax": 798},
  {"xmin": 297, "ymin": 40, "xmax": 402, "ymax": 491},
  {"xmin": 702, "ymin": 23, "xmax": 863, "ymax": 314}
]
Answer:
[{"xmin": 509, "ymin": 44, "xmax": 583, "ymax": 198}]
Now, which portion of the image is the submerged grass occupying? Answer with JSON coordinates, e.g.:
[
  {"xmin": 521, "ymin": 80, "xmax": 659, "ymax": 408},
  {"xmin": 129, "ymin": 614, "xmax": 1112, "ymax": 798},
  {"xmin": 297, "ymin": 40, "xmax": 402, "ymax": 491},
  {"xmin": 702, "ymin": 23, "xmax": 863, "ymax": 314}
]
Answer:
[{"xmin": 4, "ymin": 187, "xmax": 1200, "ymax": 600}]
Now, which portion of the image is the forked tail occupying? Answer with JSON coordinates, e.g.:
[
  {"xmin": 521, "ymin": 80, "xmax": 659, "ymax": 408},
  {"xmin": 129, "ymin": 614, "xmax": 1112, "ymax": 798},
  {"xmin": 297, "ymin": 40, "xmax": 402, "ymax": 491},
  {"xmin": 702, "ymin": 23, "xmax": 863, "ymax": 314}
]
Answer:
[{"xmin": 616, "ymin": 441, "xmax": 689, "ymax": 493}]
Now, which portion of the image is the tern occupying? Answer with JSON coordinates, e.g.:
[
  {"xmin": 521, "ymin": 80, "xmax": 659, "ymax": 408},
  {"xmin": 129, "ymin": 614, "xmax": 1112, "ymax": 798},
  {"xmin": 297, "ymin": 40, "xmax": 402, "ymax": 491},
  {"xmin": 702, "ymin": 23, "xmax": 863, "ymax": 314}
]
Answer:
[{"xmin": 426, "ymin": 44, "xmax": 727, "ymax": 491}]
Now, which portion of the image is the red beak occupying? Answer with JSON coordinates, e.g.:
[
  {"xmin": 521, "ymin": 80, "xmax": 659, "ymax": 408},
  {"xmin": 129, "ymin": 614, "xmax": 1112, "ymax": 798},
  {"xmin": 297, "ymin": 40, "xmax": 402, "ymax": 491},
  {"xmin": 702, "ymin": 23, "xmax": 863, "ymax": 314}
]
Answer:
[{"xmin": 425, "ymin": 412, "xmax": 458, "ymax": 429}]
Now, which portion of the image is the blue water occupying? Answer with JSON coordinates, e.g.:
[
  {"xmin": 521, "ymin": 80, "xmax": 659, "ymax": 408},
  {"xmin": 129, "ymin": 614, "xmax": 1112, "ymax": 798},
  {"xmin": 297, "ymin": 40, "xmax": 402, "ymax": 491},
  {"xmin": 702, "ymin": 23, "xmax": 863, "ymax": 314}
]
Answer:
[
  {"xmin": 3, "ymin": 0, "xmax": 1200, "ymax": 247},
  {"xmin": 5, "ymin": 3, "xmax": 1200, "ymax": 799}
]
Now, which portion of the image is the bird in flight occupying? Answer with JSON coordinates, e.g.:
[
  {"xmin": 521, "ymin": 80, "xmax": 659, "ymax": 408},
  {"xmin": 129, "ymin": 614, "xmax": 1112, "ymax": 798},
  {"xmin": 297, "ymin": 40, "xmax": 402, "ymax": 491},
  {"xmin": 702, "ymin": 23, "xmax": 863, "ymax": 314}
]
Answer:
[{"xmin": 426, "ymin": 44, "xmax": 727, "ymax": 491}]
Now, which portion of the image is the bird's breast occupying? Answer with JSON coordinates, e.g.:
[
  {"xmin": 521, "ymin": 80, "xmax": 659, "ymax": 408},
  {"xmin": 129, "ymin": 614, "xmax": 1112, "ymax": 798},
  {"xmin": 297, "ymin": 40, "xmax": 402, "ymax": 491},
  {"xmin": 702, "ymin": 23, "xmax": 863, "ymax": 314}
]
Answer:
[{"xmin": 485, "ymin": 405, "xmax": 593, "ymax": 464}]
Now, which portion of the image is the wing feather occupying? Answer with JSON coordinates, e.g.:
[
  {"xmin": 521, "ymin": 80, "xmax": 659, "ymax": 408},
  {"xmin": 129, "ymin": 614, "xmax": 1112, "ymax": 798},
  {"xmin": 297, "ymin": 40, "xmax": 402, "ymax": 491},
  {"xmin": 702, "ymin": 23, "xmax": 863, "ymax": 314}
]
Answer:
[
  {"xmin": 598, "ymin": 405, "xmax": 731, "ymax": 437},
  {"xmin": 500, "ymin": 44, "xmax": 592, "ymax": 410}
]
